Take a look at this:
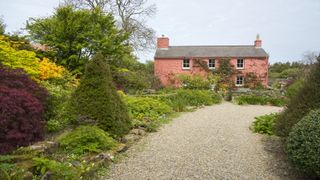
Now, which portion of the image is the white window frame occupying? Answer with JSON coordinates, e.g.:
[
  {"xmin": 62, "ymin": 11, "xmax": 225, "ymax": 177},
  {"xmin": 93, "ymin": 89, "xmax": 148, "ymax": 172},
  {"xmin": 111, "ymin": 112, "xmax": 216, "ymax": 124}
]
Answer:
[
  {"xmin": 182, "ymin": 59, "xmax": 190, "ymax": 69},
  {"xmin": 236, "ymin": 59, "xmax": 244, "ymax": 69},
  {"xmin": 236, "ymin": 76, "xmax": 244, "ymax": 86},
  {"xmin": 208, "ymin": 59, "xmax": 215, "ymax": 69}
]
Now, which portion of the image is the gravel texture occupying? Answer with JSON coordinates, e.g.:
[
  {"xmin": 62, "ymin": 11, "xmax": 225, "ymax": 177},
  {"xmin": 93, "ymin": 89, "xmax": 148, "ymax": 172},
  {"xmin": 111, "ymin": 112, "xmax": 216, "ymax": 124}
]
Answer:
[{"xmin": 105, "ymin": 102, "xmax": 304, "ymax": 180}]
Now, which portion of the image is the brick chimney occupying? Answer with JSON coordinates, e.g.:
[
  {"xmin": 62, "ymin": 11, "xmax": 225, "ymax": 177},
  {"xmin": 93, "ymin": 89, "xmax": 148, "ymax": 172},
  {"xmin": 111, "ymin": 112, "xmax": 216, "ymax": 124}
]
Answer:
[
  {"xmin": 254, "ymin": 34, "xmax": 262, "ymax": 48},
  {"xmin": 157, "ymin": 35, "xmax": 169, "ymax": 49}
]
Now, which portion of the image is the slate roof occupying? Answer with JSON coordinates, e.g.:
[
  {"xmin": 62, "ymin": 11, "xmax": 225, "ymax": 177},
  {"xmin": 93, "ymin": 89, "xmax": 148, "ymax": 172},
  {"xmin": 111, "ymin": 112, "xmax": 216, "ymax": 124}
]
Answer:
[{"xmin": 155, "ymin": 45, "xmax": 269, "ymax": 59}]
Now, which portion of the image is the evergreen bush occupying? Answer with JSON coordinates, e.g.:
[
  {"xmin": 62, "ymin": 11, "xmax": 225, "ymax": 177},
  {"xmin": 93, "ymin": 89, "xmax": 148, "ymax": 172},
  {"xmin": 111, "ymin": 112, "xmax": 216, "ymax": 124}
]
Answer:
[
  {"xmin": 286, "ymin": 110, "xmax": 320, "ymax": 177},
  {"xmin": 58, "ymin": 126, "xmax": 116, "ymax": 155},
  {"xmin": 70, "ymin": 53, "xmax": 131, "ymax": 137},
  {"xmin": 275, "ymin": 56, "xmax": 320, "ymax": 136}
]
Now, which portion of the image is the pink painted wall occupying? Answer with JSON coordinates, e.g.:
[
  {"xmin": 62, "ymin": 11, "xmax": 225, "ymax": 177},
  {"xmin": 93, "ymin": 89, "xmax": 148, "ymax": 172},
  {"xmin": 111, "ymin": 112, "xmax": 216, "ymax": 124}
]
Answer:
[{"xmin": 154, "ymin": 58, "xmax": 268, "ymax": 87}]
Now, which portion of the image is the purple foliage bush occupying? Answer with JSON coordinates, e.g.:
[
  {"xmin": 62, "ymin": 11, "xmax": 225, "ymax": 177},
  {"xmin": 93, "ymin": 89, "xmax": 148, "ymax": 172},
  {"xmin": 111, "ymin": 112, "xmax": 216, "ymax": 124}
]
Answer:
[
  {"xmin": 0, "ymin": 66, "xmax": 47, "ymax": 154},
  {"xmin": 0, "ymin": 67, "xmax": 48, "ymax": 103}
]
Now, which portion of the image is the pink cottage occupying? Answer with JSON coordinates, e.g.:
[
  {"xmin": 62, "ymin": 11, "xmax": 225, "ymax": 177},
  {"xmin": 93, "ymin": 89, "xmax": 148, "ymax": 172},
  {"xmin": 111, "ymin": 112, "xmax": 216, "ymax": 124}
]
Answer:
[{"xmin": 154, "ymin": 35, "xmax": 269, "ymax": 88}]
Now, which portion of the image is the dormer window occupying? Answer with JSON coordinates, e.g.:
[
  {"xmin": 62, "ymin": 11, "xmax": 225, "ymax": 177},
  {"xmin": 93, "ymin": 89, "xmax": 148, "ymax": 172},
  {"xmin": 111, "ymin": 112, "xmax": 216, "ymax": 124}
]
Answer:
[
  {"xmin": 182, "ymin": 59, "xmax": 190, "ymax": 69},
  {"xmin": 237, "ymin": 59, "xmax": 244, "ymax": 69},
  {"xmin": 208, "ymin": 59, "xmax": 215, "ymax": 69}
]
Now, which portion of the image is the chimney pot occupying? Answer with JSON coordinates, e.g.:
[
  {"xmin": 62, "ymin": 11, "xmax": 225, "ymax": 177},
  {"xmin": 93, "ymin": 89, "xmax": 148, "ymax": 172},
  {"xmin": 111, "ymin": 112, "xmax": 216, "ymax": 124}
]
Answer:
[
  {"xmin": 157, "ymin": 35, "xmax": 169, "ymax": 49},
  {"xmin": 254, "ymin": 34, "xmax": 262, "ymax": 48}
]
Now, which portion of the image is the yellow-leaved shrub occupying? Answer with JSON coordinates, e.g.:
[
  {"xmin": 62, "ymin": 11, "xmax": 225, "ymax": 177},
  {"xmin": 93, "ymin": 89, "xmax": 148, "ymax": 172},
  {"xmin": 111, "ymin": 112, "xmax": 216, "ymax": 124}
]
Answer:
[{"xmin": 39, "ymin": 58, "xmax": 65, "ymax": 80}]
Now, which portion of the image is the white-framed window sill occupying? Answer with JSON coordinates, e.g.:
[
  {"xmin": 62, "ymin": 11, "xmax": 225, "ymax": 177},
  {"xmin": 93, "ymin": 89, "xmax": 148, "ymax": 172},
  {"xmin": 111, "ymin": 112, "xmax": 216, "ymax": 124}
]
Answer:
[
  {"xmin": 182, "ymin": 67, "xmax": 191, "ymax": 70},
  {"xmin": 209, "ymin": 67, "xmax": 216, "ymax": 70},
  {"xmin": 235, "ymin": 84, "xmax": 244, "ymax": 87},
  {"xmin": 236, "ymin": 67, "xmax": 244, "ymax": 70}
]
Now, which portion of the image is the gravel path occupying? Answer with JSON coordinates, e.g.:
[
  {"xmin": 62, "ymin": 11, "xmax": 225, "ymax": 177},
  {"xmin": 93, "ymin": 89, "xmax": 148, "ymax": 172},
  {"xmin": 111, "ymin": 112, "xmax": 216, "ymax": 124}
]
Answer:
[{"xmin": 105, "ymin": 102, "xmax": 302, "ymax": 180}]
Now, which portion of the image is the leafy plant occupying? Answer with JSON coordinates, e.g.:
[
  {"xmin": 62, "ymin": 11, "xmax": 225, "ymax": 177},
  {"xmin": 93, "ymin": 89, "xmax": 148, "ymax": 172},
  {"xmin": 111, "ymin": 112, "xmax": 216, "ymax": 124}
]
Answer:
[
  {"xmin": 125, "ymin": 97, "xmax": 172, "ymax": 121},
  {"xmin": 114, "ymin": 68, "xmax": 150, "ymax": 91},
  {"xmin": 252, "ymin": 113, "xmax": 279, "ymax": 135},
  {"xmin": 235, "ymin": 95, "xmax": 285, "ymax": 107},
  {"xmin": 41, "ymin": 81, "xmax": 75, "ymax": 132},
  {"xmin": 124, "ymin": 96, "xmax": 172, "ymax": 129},
  {"xmin": 285, "ymin": 78, "xmax": 304, "ymax": 99},
  {"xmin": 286, "ymin": 109, "xmax": 320, "ymax": 177},
  {"xmin": 33, "ymin": 157, "xmax": 79, "ymax": 179},
  {"xmin": 70, "ymin": 53, "xmax": 131, "ymax": 137},
  {"xmin": 38, "ymin": 57, "xmax": 65, "ymax": 80},
  {"xmin": 275, "ymin": 56, "xmax": 320, "ymax": 136},
  {"xmin": 58, "ymin": 126, "xmax": 116, "ymax": 155},
  {"xmin": 0, "ymin": 155, "xmax": 25, "ymax": 180},
  {"xmin": 178, "ymin": 74, "xmax": 219, "ymax": 90},
  {"xmin": 156, "ymin": 89, "xmax": 221, "ymax": 111},
  {"xmin": 0, "ymin": 35, "xmax": 40, "ymax": 77}
]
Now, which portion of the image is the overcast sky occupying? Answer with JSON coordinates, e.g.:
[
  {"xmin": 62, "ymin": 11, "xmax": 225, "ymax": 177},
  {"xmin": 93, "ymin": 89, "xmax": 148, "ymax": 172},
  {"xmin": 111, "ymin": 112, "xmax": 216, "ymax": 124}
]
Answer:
[{"xmin": 1, "ymin": 0, "xmax": 319, "ymax": 63}]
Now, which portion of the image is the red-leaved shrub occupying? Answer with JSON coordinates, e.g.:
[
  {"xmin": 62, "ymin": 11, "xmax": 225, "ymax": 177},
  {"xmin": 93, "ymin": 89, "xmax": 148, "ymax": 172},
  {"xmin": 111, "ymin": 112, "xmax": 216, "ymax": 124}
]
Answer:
[
  {"xmin": 0, "ymin": 87, "xmax": 44, "ymax": 154},
  {"xmin": 0, "ymin": 66, "xmax": 47, "ymax": 154},
  {"xmin": 0, "ymin": 66, "xmax": 48, "ymax": 104}
]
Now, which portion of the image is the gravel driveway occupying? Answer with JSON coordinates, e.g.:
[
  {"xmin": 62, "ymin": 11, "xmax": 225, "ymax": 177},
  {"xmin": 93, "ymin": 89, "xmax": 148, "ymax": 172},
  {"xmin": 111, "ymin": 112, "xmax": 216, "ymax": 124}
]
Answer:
[{"xmin": 105, "ymin": 102, "xmax": 303, "ymax": 180}]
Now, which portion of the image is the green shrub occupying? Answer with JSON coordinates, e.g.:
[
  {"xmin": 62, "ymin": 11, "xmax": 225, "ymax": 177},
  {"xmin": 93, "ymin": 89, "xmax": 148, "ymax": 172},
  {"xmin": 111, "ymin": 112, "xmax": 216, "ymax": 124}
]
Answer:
[
  {"xmin": 252, "ymin": 113, "xmax": 279, "ymax": 135},
  {"xmin": 275, "ymin": 57, "xmax": 320, "ymax": 136},
  {"xmin": 0, "ymin": 155, "xmax": 25, "ymax": 179},
  {"xmin": 236, "ymin": 95, "xmax": 267, "ymax": 105},
  {"xmin": 157, "ymin": 89, "xmax": 221, "ymax": 111},
  {"xmin": 58, "ymin": 126, "xmax": 116, "ymax": 155},
  {"xmin": 124, "ymin": 96, "xmax": 172, "ymax": 130},
  {"xmin": 177, "ymin": 74, "xmax": 219, "ymax": 90},
  {"xmin": 114, "ymin": 68, "xmax": 150, "ymax": 92},
  {"xmin": 286, "ymin": 110, "xmax": 320, "ymax": 177},
  {"xmin": 33, "ymin": 157, "xmax": 79, "ymax": 179},
  {"xmin": 285, "ymin": 78, "xmax": 304, "ymax": 99},
  {"xmin": 125, "ymin": 97, "xmax": 172, "ymax": 121},
  {"xmin": 279, "ymin": 68, "xmax": 300, "ymax": 79},
  {"xmin": 41, "ymin": 81, "xmax": 75, "ymax": 132},
  {"xmin": 70, "ymin": 53, "xmax": 131, "ymax": 137},
  {"xmin": 235, "ymin": 95, "xmax": 285, "ymax": 107}
]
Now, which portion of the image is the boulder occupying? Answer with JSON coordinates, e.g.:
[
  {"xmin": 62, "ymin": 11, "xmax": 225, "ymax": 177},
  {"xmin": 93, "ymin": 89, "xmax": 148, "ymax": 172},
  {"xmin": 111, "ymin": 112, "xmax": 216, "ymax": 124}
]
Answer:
[
  {"xmin": 28, "ymin": 141, "xmax": 57, "ymax": 153},
  {"xmin": 130, "ymin": 129, "xmax": 146, "ymax": 136}
]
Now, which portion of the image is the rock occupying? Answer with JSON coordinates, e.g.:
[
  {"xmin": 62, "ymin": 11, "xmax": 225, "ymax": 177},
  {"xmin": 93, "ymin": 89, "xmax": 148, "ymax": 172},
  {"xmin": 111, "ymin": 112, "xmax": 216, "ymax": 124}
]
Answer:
[
  {"xmin": 122, "ymin": 134, "xmax": 141, "ymax": 143},
  {"xmin": 91, "ymin": 153, "xmax": 114, "ymax": 162},
  {"xmin": 28, "ymin": 141, "xmax": 57, "ymax": 153},
  {"xmin": 130, "ymin": 129, "xmax": 146, "ymax": 136},
  {"xmin": 71, "ymin": 160, "xmax": 81, "ymax": 167},
  {"xmin": 77, "ymin": 116, "xmax": 97, "ymax": 125},
  {"xmin": 40, "ymin": 171, "xmax": 53, "ymax": 180},
  {"xmin": 22, "ymin": 171, "xmax": 33, "ymax": 180},
  {"xmin": 117, "ymin": 143, "xmax": 129, "ymax": 153}
]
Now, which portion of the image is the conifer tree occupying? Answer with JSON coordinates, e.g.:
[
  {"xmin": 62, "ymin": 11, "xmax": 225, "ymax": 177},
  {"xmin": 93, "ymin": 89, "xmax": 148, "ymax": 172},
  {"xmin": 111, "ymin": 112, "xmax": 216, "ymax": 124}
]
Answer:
[{"xmin": 71, "ymin": 53, "xmax": 131, "ymax": 136}]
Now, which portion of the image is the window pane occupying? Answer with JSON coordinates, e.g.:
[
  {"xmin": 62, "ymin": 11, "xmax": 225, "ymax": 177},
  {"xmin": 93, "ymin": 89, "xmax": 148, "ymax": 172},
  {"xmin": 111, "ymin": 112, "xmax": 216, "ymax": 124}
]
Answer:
[
  {"xmin": 237, "ymin": 59, "xmax": 244, "ymax": 68},
  {"xmin": 183, "ymin": 59, "xmax": 190, "ymax": 68},
  {"xmin": 236, "ymin": 76, "xmax": 244, "ymax": 85},
  {"xmin": 209, "ymin": 59, "xmax": 215, "ymax": 68}
]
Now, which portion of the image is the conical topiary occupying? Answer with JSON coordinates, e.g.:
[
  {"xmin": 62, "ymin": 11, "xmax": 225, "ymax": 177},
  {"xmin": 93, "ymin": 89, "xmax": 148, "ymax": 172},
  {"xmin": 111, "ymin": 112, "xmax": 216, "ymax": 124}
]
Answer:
[
  {"xmin": 71, "ymin": 53, "xmax": 131, "ymax": 137},
  {"xmin": 275, "ymin": 55, "xmax": 320, "ymax": 136}
]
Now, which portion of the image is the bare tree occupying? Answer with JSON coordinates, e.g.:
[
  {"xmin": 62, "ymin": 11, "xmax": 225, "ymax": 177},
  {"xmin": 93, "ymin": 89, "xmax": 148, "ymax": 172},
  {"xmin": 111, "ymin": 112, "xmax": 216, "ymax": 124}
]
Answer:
[
  {"xmin": 300, "ymin": 51, "xmax": 320, "ymax": 75},
  {"xmin": 301, "ymin": 51, "xmax": 319, "ymax": 65},
  {"xmin": 65, "ymin": 0, "xmax": 111, "ymax": 10},
  {"xmin": 64, "ymin": 0, "xmax": 156, "ymax": 52}
]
